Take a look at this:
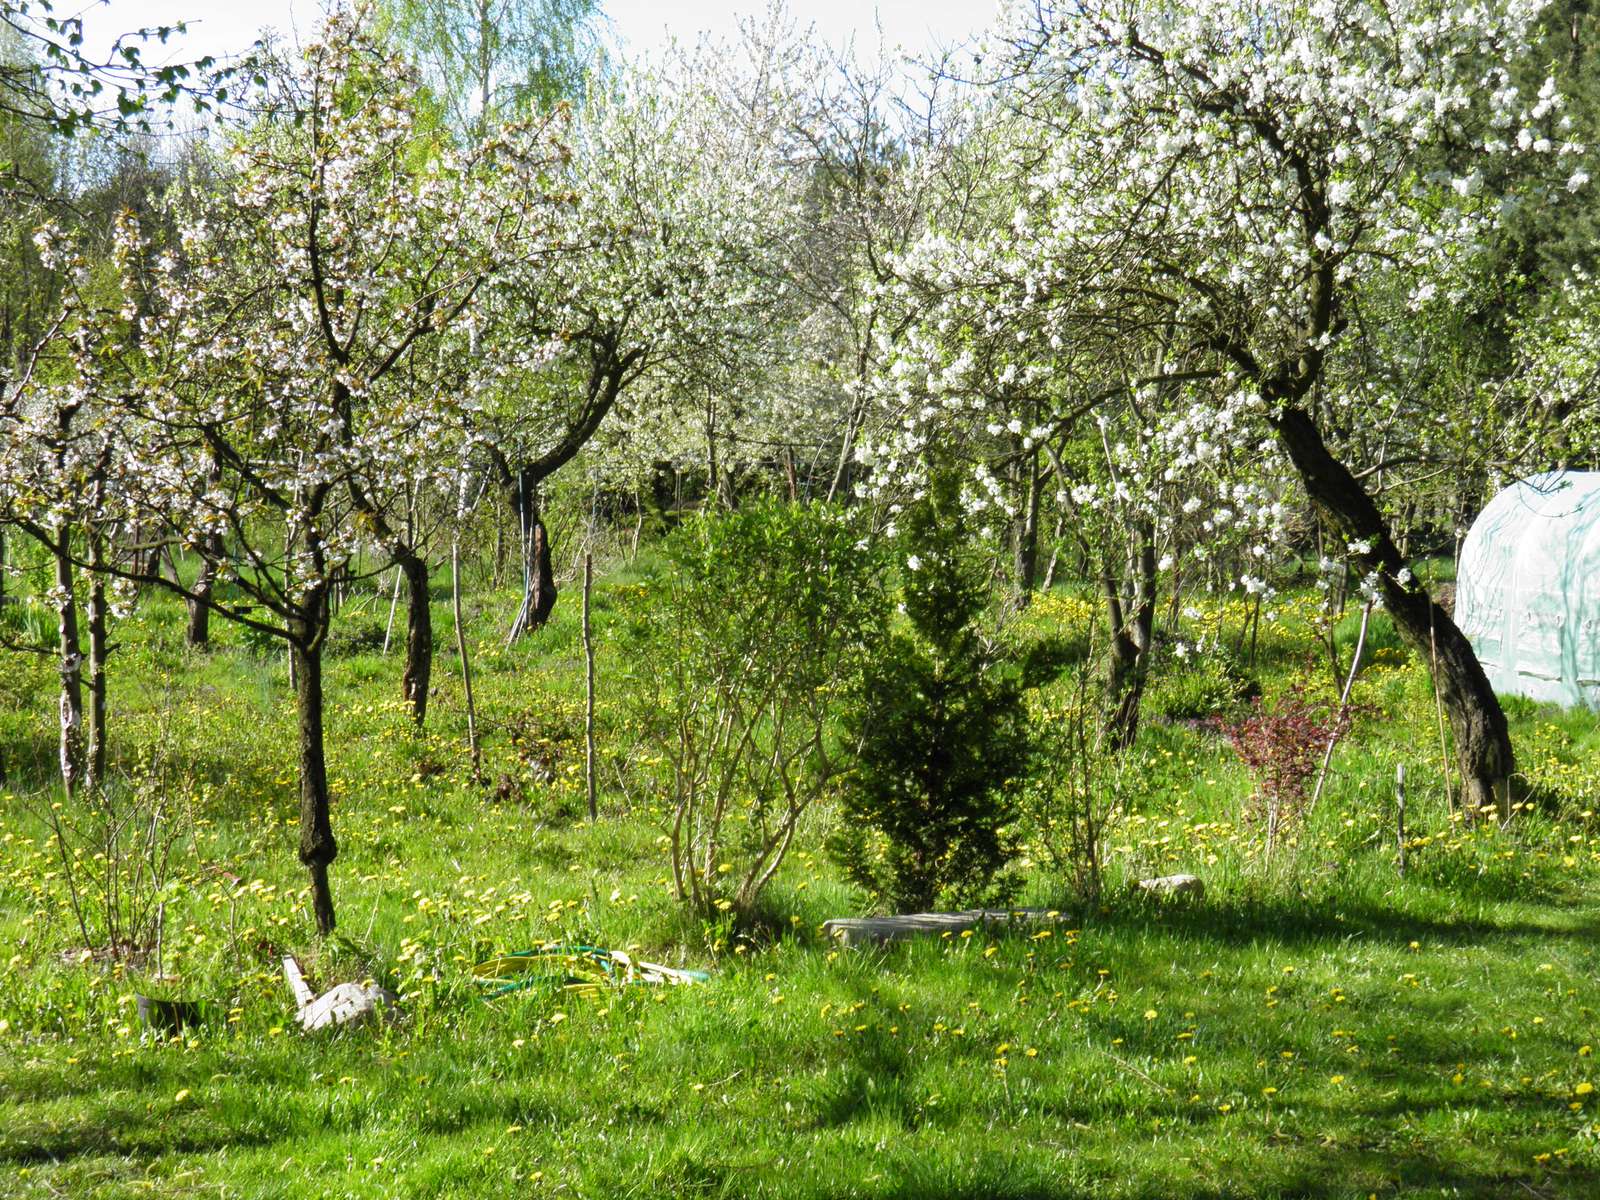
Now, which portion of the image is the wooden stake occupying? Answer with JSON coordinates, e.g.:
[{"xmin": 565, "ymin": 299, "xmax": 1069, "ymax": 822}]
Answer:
[
  {"xmin": 452, "ymin": 538, "xmax": 479, "ymax": 778},
  {"xmin": 1395, "ymin": 763, "xmax": 1407, "ymax": 876},
  {"xmin": 382, "ymin": 566, "xmax": 401, "ymax": 656},
  {"xmin": 583, "ymin": 553, "xmax": 597, "ymax": 822}
]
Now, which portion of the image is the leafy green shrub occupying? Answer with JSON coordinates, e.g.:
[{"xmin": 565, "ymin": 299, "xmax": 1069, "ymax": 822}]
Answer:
[
  {"xmin": 626, "ymin": 502, "xmax": 886, "ymax": 919},
  {"xmin": 323, "ymin": 620, "xmax": 388, "ymax": 659},
  {"xmin": 1020, "ymin": 684, "xmax": 1146, "ymax": 904},
  {"xmin": 1333, "ymin": 609, "xmax": 1409, "ymax": 668},
  {"xmin": 1145, "ymin": 643, "xmax": 1257, "ymax": 722},
  {"xmin": 827, "ymin": 472, "xmax": 1033, "ymax": 913}
]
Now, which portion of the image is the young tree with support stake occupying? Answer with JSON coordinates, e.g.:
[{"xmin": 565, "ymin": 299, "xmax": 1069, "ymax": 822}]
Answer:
[{"xmin": 82, "ymin": 8, "xmax": 561, "ymax": 934}]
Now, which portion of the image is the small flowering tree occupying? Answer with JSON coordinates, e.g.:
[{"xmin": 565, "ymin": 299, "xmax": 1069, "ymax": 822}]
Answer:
[
  {"xmin": 475, "ymin": 47, "xmax": 806, "ymax": 638},
  {"xmin": 0, "ymin": 229, "xmax": 126, "ymax": 798},
  {"xmin": 94, "ymin": 7, "xmax": 561, "ymax": 933}
]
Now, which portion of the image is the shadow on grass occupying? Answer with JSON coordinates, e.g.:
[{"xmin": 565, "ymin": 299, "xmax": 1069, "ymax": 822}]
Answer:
[{"xmin": 1082, "ymin": 887, "xmax": 1600, "ymax": 953}]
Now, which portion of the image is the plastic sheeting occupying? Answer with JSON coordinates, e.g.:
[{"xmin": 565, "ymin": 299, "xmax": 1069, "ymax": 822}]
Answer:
[{"xmin": 1457, "ymin": 472, "xmax": 1600, "ymax": 711}]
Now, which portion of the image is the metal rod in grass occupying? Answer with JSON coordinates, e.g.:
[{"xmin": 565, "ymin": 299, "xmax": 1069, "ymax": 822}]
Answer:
[{"xmin": 1307, "ymin": 600, "xmax": 1370, "ymax": 816}]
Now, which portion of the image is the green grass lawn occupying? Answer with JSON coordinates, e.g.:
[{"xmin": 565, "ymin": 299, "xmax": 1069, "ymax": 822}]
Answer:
[{"xmin": 3, "ymin": 573, "xmax": 1599, "ymax": 1198}]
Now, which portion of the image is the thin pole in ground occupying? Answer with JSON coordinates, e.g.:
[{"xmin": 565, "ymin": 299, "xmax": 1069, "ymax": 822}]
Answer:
[
  {"xmin": 583, "ymin": 552, "xmax": 597, "ymax": 822},
  {"xmin": 452, "ymin": 536, "xmax": 479, "ymax": 779},
  {"xmin": 1395, "ymin": 763, "xmax": 1407, "ymax": 877}
]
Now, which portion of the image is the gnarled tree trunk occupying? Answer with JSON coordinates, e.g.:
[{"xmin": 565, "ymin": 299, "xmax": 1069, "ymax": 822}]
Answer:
[
  {"xmin": 290, "ymin": 610, "xmax": 338, "ymax": 935},
  {"xmin": 1269, "ymin": 404, "xmax": 1513, "ymax": 818},
  {"xmin": 1103, "ymin": 520, "xmax": 1157, "ymax": 751},
  {"xmin": 506, "ymin": 467, "xmax": 557, "ymax": 642}
]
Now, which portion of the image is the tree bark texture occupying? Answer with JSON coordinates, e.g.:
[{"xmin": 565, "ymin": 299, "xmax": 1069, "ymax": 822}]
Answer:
[
  {"xmin": 1269, "ymin": 404, "xmax": 1513, "ymax": 817},
  {"xmin": 398, "ymin": 550, "xmax": 432, "ymax": 726},
  {"xmin": 52, "ymin": 533, "xmax": 84, "ymax": 798},
  {"xmin": 291, "ymin": 616, "xmax": 338, "ymax": 935},
  {"xmin": 1103, "ymin": 522, "xmax": 1157, "ymax": 751},
  {"xmin": 186, "ymin": 553, "xmax": 215, "ymax": 648},
  {"xmin": 1012, "ymin": 447, "xmax": 1041, "ymax": 603},
  {"xmin": 507, "ymin": 468, "xmax": 557, "ymax": 641}
]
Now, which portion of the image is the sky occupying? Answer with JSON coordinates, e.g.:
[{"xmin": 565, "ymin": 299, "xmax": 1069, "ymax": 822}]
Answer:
[{"xmin": 72, "ymin": 1, "xmax": 1000, "ymax": 70}]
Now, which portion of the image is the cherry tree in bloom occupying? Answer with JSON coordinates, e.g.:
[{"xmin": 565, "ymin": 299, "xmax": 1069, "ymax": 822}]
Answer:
[
  {"xmin": 0, "ymin": 226, "xmax": 137, "ymax": 799},
  {"xmin": 100, "ymin": 6, "xmax": 562, "ymax": 934},
  {"xmin": 472, "ymin": 42, "xmax": 806, "ymax": 639},
  {"xmin": 872, "ymin": 0, "xmax": 1585, "ymax": 816}
]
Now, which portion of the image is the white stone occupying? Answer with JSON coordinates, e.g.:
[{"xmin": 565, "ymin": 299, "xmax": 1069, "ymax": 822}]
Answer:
[{"xmin": 1136, "ymin": 874, "xmax": 1204, "ymax": 898}]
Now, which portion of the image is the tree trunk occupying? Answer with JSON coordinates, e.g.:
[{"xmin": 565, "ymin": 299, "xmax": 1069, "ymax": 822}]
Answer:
[
  {"xmin": 1012, "ymin": 447, "xmax": 1041, "ymax": 603},
  {"xmin": 398, "ymin": 550, "xmax": 432, "ymax": 726},
  {"xmin": 507, "ymin": 468, "xmax": 557, "ymax": 641},
  {"xmin": 290, "ymin": 623, "xmax": 338, "ymax": 935},
  {"xmin": 705, "ymin": 396, "xmax": 719, "ymax": 507},
  {"xmin": 1103, "ymin": 522, "xmax": 1157, "ymax": 751},
  {"xmin": 186, "ymin": 557, "xmax": 214, "ymax": 648},
  {"xmin": 85, "ymin": 533, "xmax": 108, "ymax": 794},
  {"xmin": 782, "ymin": 447, "xmax": 799, "ymax": 502},
  {"xmin": 52, "ymin": 533, "xmax": 85, "ymax": 798},
  {"xmin": 1270, "ymin": 404, "xmax": 1513, "ymax": 817}
]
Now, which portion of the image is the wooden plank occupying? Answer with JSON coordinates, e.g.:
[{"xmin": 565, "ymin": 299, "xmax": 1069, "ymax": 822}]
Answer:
[{"xmin": 823, "ymin": 908, "xmax": 1063, "ymax": 947}]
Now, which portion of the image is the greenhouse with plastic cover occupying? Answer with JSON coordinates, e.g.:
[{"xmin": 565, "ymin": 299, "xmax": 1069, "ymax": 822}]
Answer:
[{"xmin": 1457, "ymin": 472, "xmax": 1600, "ymax": 712}]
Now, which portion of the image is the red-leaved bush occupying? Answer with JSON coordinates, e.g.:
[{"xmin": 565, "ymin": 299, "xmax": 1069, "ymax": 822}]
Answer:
[{"xmin": 1215, "ymin": 688, "xmax": 1355, "ymax": 859}]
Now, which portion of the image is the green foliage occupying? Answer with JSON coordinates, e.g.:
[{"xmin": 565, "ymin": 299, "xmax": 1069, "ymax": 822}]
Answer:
[
  {"xmin": 376, "ymin": 0, "xmax": 603, "ymax": 138},
  {"xmin": 626, "ymin": 502, "xmax": 886, "ymax": 918},
  {"xmin": 828, "ymin": 473, "xmax": 1033, "ymax": 913},
  {"xmin": 1020, "ymin": 689, "xmax": 1142, "ymax": 904},
  {"xmin": 1334, "ymin": 609, "xmax": 1409, "ymax": 669},
  {"xmin": 1144, "ymin": 643, "xmax": 1258, "ymax": 722}
]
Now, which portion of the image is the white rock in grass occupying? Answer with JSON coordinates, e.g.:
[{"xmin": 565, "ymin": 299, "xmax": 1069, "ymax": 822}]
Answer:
[
  {"xmin": 1137, "ymin": 874, "xmax": 1204, "ymax": 899},
  {"xmin": 283, "ymin": 956, "xmax": 400, "ymax": 1032}
]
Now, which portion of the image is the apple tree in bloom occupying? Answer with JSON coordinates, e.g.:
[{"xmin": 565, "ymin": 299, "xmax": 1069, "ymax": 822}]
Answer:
[
  {"xmin": 876, "ymin": 0, "xmax": 1584, "ymax": 816},
  {"xmin": 850, "ymin": 100, "xmax": 1291, "ymax": 743},
  {"xmin": 473, "ymin": 46, "xmax": 805, "ymax": 639}
]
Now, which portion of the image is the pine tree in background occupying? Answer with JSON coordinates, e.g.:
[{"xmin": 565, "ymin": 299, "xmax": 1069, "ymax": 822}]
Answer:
[{"xmin": 829, "ymin": 468, "xmax": 1032, "ymax": 913}]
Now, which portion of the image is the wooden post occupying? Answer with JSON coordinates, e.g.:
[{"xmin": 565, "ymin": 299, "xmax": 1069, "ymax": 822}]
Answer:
[
  {"xmin": 1395, "ymin": 763, "xmax": 1407, "ymax": 876},
  {"xmin": 382, "ymin": 566, "xmax": 401, "ymax": 656},
  {"xmin": 452, "ymin": 538, "xmax": 479, "ymax": 778},
  {"xmin": 583, "ymin": 553, "xmax": 597, "ymax": 822}
]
